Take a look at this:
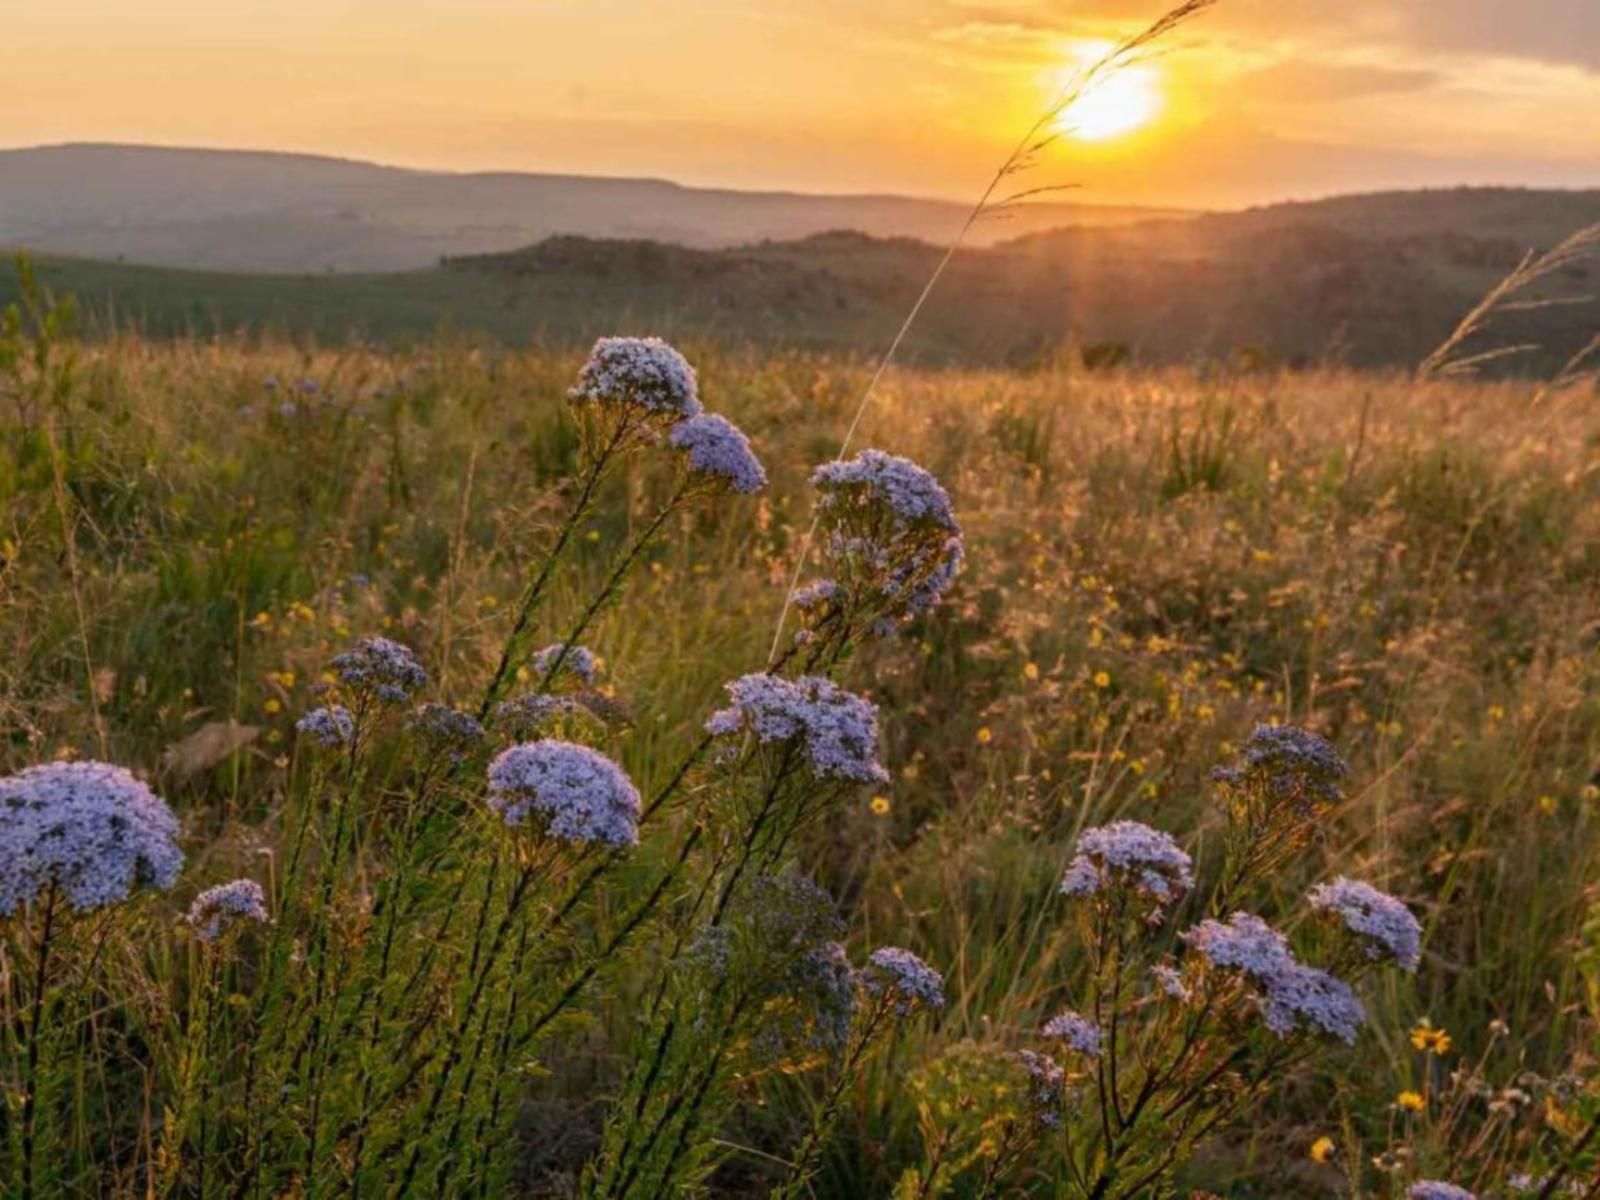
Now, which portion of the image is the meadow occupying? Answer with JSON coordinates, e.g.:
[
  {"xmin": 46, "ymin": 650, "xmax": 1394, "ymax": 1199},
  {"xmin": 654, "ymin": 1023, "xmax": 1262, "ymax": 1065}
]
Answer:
[{"xmin": 2, "ymin": 277, "xmax": 1599, "ymax": 1196}]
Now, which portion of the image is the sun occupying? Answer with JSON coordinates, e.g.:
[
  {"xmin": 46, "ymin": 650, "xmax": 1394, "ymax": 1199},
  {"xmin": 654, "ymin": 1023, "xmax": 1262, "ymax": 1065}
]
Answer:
[{"xmin": 1054, "ymin": 42, "xmax": 1162, "ymax": 142}]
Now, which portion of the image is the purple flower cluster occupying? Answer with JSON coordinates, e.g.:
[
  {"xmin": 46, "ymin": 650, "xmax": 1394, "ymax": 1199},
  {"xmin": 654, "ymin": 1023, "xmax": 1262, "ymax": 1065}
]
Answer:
[
  {"xmin": 1307, "ymin": 877, "xmax": 1422, "ymax": 971},
  {"xmin": 0, "ymin": 762, "xmax": 184, "ymax": 915},
  {"xmin": 487, "ymin": 740, "xmax": 641, "ymax": 848},
  {"xmin": 1409, "ymin": 1184, "xmax": 1476, "ymax": 1200},
  {"xmin": 1041, "ymin": 1010, "xmax": 1103, "ymax": 1058},
  {"xmin": 330, "ymin": 636, "xmax": 428, "ymax": 704},
  {"xmin": 791, "ymin": 941, "xmax": 858, "ymax": 1051},
  {"xmin": 187, "ymin": 878, "xmax": 269, "ymax": 942},
  {"xmin": 806, "ymin": 450, "xmax": 965, "ymax": 629},
  {"xmin": 669, "ymin": 412, "xmax": 767, "ymax": 494},
  {"xmin": 790, "ymin": 579, "xmax": 840, "ymax": 611},
  {"xmin": 706, "ymin": 673, "xmax": 887, "ymax": 784},
  {"xmin": 1017, "ymin": 1049, "xmax": 1067, "ymax": 1126},
  {"xmin": 811, "ymin": 449, "xmax": 959, "ymax": 531},
  {"xmin": 1182, "ymin": 912, "xmax": 1365, "ymax": 1044},
  {"xmin": 860, "ymin": 946, "xmax": 945, "ymax": 1014},
  {"xmin": 1213, "ymin": 724, "xmax": 1348, "ymax": 810},
  {"xmin": 1059, "ymin": 821, "xmax": 1195, "ymax": 908},
  {"xmin": 1151, "ymin": 963, "xmax": 1191, "ymax": 1001},
  {"xmin": 409, "ymin": 704, "xmax": 486, "ymax": 757},
  {"xmin": 532, "ymin": 642, "xmax": 600, "ymax": 686},
  {"xmin": 297, "ymin": 705, "xmax": 355, "ymax": 748},
  {"xmin": 492, "ymin": 694, "xmax": 586, "ymax": 738},
  {"xmin": 569, "ymin": 337, "xmax": 702, "ymax": 421}
]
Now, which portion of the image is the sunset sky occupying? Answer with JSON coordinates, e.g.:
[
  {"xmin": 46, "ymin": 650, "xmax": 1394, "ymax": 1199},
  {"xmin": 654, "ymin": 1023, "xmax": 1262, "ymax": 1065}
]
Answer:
[{"xmin": 6, "ymin": 0, "xmax": 1599, "ymax": 208}]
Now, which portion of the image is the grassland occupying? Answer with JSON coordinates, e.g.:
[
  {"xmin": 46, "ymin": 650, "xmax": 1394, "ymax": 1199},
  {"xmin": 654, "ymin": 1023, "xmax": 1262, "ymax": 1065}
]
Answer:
[{"xmin": 3, "ymin": 318, "xmax": 1598, "ymax": 1194}]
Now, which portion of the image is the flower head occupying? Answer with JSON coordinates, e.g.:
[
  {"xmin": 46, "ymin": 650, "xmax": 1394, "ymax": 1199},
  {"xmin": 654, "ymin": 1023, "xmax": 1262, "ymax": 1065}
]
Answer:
[
  {"xmin": 860, "ymin": 946, "xmax": 945, "ymax": 1014},
  {"xmin": 1408, "ymin": 1183, "xmax": 1476, "ymax": 1200},
  {"xmin": 532, "ymin": 642, "xmax": 600, "ymax": 686},
  {"xmin": 409, "ymin": 704, "xmax": 485, "ymax": 758},
  {"xmin": 1309, "ymin": 1136, "xmax": 1335, "ymax": 1164},
  {"xmin": 570, "ymin": 337, "xmax": 701, "ymax": 423},
  {"xmin": 1017, "ymin": 1049, "xmax": 1067, "ymax": 1126},
  {"xmin": 297, "ymin": 705, "xmax": 355, "ymax": 748},
  {"xmin": 187, "ymin": 878, "xmax": 269, "ymax": 942},
  {"xmin": 1308, "ymin": 877, "xmax": 1422, "ymax": 971},
  {"xmin": 669, "ymin": 412, "xmax": 767, "ymax": 494},
  {"xmin": 1183, "ymin": 912, "xmax": 1364, "ymax": 1044},
  {"xmin": 486, "ymin": 741, "xmax": 641, "ymax": 848},
  {"xmin": 1396, "ymin": 1090, "xmax": 1425, "ymax": 1112},
  {"xmin": 491, "ymin": 694, "xmax": 590, "ymax": 739},
  {"xmin": 806, "ymin": 449, "xmax": 964, "ymax": 630},
  {"xmin": 1041, "ymin": 1010, "xmax": 1103, "ymax": 1058},
  {"xmin": 1213, "ymin": 724, "xmax": 1347, "ymax": 813},
  {"xmin": 0, "ymin": 762, "xmax": 184, "ymax": 915},
  {"xmin": 1151, "ymin": 963, "xmax": 1191, "ymax": 1001},
  {"xmin": 330, "ymin": 636, "xmax": 428, "ymax": 704},
  {"xmin": 1410, "ymin": 1020, "xmax": 1452, "ymax": 1055},
  {"xmin": 1059, "ymin": 821, "xmax": 1194, "ymax": 909},
  {"xmin": 812, "ymin": 449, "xmax": 959, "ymax": 529},
  {"xmin": 707, "ymin": 673, "xmax": 887, "ymax": 785}
]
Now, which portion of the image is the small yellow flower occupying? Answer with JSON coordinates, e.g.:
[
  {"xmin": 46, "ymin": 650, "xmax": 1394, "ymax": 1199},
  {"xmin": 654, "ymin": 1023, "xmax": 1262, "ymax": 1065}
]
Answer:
[
  {"xmin": 263, "ymin": 698, "xmax": 283, "ymax": 715},
  {"xmin": 1023, "ymin": 662, "xmax": 1039, "ymax": 682},
  {"xmin": 1309, "ymin": 1136, "xmax": 1335, "ymax": 1164},
  {"xmin": 869, "ymin": 795, "xmax": 891, "ymax": 816},
  {"xmin": 1537, "ymin": 794, "xmax": 1557, "ymax": 816},
  {"xmin": 976, "ymin": 727, "xmax": 993, "ymax": 745},
  {"xmin": 516, "ymin": 666, "xmax": 531, "ymax": 684},
  {"xmin": 1396, "ymin": 1090, "xmax": 1425, "ymax": 1112},
  {"xmin": 1093, "ymin": 671, "xmax": 1111, "ymax": 689},
  {"xmin": 1410, "ymin": 1020, "xmax": 1452, "ymax": 1055},
  {"xmin": 249, "ymin": 611, "xmax": 273, "ymax": 629}
]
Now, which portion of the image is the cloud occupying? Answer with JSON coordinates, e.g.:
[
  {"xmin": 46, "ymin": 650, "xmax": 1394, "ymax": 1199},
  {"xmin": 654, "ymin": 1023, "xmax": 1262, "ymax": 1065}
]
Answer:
[{"xmin": 1240, "ymin": 61, "xmax": 1441, "ymax": 103}]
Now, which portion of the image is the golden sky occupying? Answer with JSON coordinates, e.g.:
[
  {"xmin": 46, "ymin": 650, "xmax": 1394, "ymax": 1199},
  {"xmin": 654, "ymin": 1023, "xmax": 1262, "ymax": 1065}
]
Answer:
[{"xmin": 5, "ymin": 0, "xmax": 1598, "ymax": 207}]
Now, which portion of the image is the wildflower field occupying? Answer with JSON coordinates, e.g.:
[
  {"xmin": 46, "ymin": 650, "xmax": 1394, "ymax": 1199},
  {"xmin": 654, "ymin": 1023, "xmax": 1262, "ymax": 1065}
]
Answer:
[{"xmin": 2, "ymin": 290, "xmax": 1599, "ymax": 1196}]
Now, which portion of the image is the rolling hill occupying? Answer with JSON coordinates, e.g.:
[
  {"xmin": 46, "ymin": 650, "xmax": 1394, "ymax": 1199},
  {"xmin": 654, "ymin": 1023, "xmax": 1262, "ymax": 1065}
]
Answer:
[
  {"xmin": 0, "ymin": 143, "xmax": 1179, "ymax": 272},
  {"xmin": 1, "ymin": 175, "xmax": 1596, "ymax": 373}
]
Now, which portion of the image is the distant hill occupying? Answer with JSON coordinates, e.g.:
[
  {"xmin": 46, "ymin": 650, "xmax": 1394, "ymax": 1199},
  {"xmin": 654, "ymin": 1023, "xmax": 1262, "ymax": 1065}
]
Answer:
[
  {"xmin": 2, "ymin": 185, "xmax": 1596, "ymax": 373},
  {"xmin": 0, "ymin": 143, "xmax": 1181, "ymax": 271}
]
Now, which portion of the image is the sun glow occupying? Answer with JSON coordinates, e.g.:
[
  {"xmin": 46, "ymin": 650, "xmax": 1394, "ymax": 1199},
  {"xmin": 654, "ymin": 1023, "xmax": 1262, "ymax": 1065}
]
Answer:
[{"xmin": 1055, "ymin": 42, "xmax": 1162, "ymax": 142}]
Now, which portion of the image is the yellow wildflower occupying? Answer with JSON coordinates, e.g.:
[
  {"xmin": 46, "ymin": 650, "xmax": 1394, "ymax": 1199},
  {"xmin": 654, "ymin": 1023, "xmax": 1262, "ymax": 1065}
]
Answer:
[
  {"xmin": 1309, "ymin": 1136, "xmax": 1335, "ymax": 1164},
  {"xmin": 869, "ymin": 795, "xmax": 891, "ymax": 816},
  {"xmin": 1410, "ymin": 1021, "xmax": 1452, "ymax": 1055},
  {"xmin": 1396, "ymin": 1091, "xmax": 1425, "ymax": 1112}
]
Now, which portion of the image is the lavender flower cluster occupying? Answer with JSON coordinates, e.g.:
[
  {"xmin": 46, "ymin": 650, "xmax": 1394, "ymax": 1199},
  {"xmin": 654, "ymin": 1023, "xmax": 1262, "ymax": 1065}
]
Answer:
[
  {"xmin": 1409, "ymin": 1184, "xmax": 1477, "ymax": 1200},
  {"xmin": 0, "ymin": 761, "xmax": 184, "ymax": 915},
  {"xmin": 669, "ymin": 412, "xmax": 767, "ymax": 494},
  {"xmin": 807, "ymin": 449, "xmax": 965, "ymax": 628},
  {"xmin": 492, "ymin": 694, "xmax": 586, "ymax": 738},
  {"xmin": 569, "ymin": 337, "xmax": 702, "ymax": 421},
  {"xmin": 1182, "ymin": 912, "xmax": 1364, "ymax": 1044},
  {"xmin": 486, "ymin": 740, "xmax": 642, "ymax": 848},
  {"xmin": 1041, "ymin": 1010, "xmax": 1103, "ymax": 1058},
  {"xmin": 409, "ymin": 704, "xmax": 486, "ymax": 758},
  {"xmin": 1059, "ymin": 820, "xmax": 1195, "ymax": 908},
  {"xmin": 860, "ymin": 946, "xmax": 945, "ymax": 1014},
  {"xmin": 811, "ymin": 449, "xmax": 959, "ymax": 531},
  {"xmin": 1017, "ymin": 1049, "xmax": 1068, "ymax": 1126},
  {"xmin": 1213, "ymin": 723, "xmax": 1348, "ymax": 811},
  {"xmin": 297, "ymin": 705, "xmax": 355, "ymax": 748},
  {"xmin": 1307, "ymin": 876, "xmax": 1422, "ymax": 971},
  {"xmin": 532, "ymin": 642, "xmax": 600, "ymax": 686},
  {"xmin": 187, "ymin": 878, "xmax": 269, "ymax": 942},
  {"xmin": 330, "ymin": 636, "xmax": 428, "ymax": 704},
  {"xmin": 706, "ymin": 673, "xmax": 888, "ymax": 784}
]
